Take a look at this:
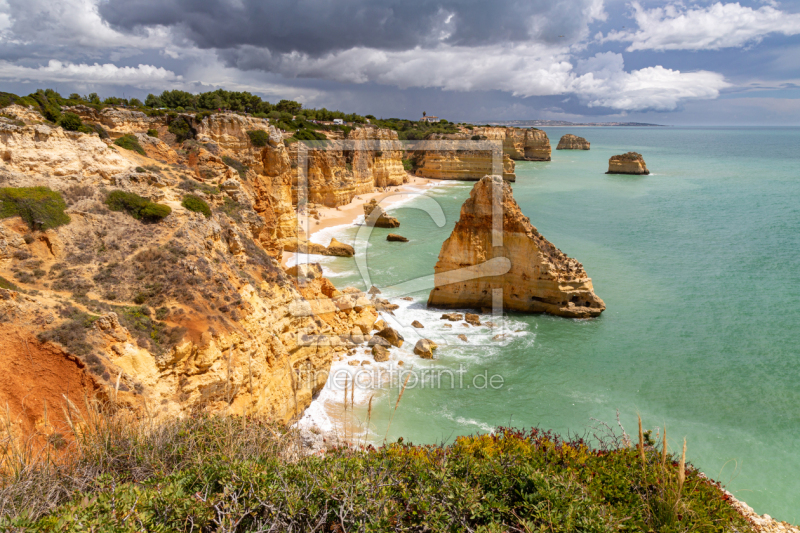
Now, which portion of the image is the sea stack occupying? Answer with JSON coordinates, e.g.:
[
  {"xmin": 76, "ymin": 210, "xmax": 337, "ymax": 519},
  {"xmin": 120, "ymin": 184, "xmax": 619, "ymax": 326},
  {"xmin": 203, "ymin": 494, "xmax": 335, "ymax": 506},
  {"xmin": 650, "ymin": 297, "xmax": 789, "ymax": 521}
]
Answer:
[
  {"xmin": 363, "ymin": 198, "xmax": 400, "ymax": 228},
  {"xmin": 607, "ymin": 152, "xmax": 649, "ymax": 175},
  {"xmin": 556, "ymin": 134, "xmax": 590, "ymax": 150},
  {"xmin": 427, "ymin": 176, "xmax": 605, "ymax": 318}
]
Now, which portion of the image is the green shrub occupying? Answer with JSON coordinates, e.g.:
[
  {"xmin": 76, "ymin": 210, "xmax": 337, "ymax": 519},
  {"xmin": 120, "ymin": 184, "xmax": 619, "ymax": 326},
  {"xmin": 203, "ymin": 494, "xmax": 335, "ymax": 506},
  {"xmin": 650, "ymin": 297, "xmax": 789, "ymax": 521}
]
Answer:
[
  {"xmin": 105, "ymin": 190, "xmax": 171, "ymax": 222},
  {"xmin": 168, "ymin": 117, "xmax": 193, "ymax": 142},
  {"xmin": 8, "ymin": 422, "xmax": 754, "ymax": 531},
  {"xmin": 58, "ymin": 112, "xmax": 83, "ymax": 131},
  {"xmin": 146, "ymin": 128, "xmax": 158, "ymax": 138},
  {"xmin": 0, "ymin": 187, "xmax": 71, "ymax": 230},
  {"xmin": 221, "ymin": 155, "xmax": 248, "ymax": 179},
  {"xmin": 113, "ymin": 134, "xmax": 145, "ymax": 155},
  {"xmin": 181, "ymin": 194, "xmax": 211, "ymax": 218},
  {"xmin": 247, "ymin": 129, "xmax": 269, "ymax": 147},
  {"xmin": 93, "ymin": 124, "xmax": 109, "ymax": 139},
  {"xmin": 402, "ymin": 158, "xmax": 414, "ymax": 172}
]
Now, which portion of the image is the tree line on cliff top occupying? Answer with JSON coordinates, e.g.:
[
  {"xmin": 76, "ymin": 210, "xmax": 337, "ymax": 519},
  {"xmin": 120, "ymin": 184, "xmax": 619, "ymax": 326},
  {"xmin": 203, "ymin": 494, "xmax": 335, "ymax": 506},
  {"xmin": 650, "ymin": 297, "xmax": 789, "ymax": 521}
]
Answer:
[{"xmin": 1, "ymin": 88, "xmax": 464, "ymax": 139}]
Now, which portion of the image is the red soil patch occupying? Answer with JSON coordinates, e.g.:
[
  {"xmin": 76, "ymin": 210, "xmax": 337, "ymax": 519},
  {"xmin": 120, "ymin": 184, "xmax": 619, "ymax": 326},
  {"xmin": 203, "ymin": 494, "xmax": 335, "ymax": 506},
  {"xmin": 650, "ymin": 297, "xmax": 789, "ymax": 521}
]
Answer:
[{"xmin": 0, "ymin": 328, "xmax": 100, "ymax": 440}]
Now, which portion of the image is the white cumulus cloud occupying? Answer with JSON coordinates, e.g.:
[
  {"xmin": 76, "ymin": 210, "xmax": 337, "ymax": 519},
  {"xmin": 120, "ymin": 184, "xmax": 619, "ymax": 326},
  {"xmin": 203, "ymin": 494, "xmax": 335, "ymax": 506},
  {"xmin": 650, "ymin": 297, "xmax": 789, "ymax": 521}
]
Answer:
[
  {"xmin": 227, "ymin": 45, "xmax": 728, "ymax": 111},
  {"xmin": 605, "ymin": 1, "xmax": 800, "ymax": 51},
  {"xmin": 0, "ymin": 60, "xmax": 181, "ymax": 87},
  {"xmin": 572, "ymin": 53, "xmax": 729, "ymax": 110}
]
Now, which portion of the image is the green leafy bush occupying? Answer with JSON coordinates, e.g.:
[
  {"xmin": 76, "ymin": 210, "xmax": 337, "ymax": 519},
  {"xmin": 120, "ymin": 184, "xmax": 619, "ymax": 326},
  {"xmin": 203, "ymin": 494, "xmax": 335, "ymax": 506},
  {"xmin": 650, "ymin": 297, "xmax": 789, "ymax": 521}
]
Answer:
[
  {"xmin": 168, "ymin": 116, "xmax": 193, "ymax": 142},
  {"xmin": 93, "ymin": 124, "xmax": 109, "ymax": 139},
  {"xmin": 146, "ymin": 128, "xmax": 158, "ymax": 138},
  {"xmin": 247, "ymin": 129, "xmax": 269, "ymax": 147},
  {"xmin": 113, "ymin": 134, "xmax": 145, "ymax": 155},
  {"xmin": 0, "ymin": 187, "xmax": 71, "ymax": 230},
  {"xmin": 105, "ymin": 190, "xmax": 171, "ymax": 222},
  {"xmin": 58, "ymin": 112, "xmax": 83, "ymax": 131},
  {"xmin": 402, "ymin": 158, "xmax": 414, "ymax": 172},
  {"xmin": 7, "ymin": 422, "xmax": 754, "ymax": 531},
  {"xmin": 181, "ymin": 194, "xmax": 211, "ymax": 218}
]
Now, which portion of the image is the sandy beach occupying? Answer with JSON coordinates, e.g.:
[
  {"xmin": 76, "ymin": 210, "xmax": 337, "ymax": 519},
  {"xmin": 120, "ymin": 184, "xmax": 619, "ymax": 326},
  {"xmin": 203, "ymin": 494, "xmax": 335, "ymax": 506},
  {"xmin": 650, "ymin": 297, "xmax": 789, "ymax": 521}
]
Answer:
[{"xmin": 282, "ymin": 175, "xmax": 450, "ymax": 266}]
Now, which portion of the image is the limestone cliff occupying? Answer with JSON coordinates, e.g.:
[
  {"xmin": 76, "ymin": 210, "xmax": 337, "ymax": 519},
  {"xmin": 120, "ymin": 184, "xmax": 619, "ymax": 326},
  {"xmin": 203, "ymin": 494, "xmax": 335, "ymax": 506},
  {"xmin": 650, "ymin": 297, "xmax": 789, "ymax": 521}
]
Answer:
[
  {"xmin": 0, "ymin": 115, "xmax": 378, "ymax": 427},
  {"xmin": 556, "ymin": 134, "xmax": 590, "ymax": 150},
  {"xmin": 0, "ymin": 122, "xmax": 133, "ymax": 178},
  {"xmin": 413, "ymin": 134, "xmax": 516, "ymax": 181},
  {"xmin": 287, "ymin": 127, "xmax": 407, "ymax": 208},
  {"xmin": 66, "ymin": 105, "xmax": 155, "ymax": 135},
  {"xmin": 494, "ymin": 127, "xmax": 551, "ymax": 161},
  {"xmin": 427, "ymin": 176, "xmax": 605, "ymax": 318},
  {"xmin": 607, "ymin": 152, "xmax": 649, "ymax": 175}
]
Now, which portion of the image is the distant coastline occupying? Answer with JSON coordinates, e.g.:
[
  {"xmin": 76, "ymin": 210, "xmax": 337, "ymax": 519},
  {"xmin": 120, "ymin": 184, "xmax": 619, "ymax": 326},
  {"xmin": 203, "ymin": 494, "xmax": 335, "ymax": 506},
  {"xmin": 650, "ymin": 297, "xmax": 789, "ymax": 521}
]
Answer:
[{"xmin": 483, "ymin": 119, "xmax": 667, "ymax": 127}]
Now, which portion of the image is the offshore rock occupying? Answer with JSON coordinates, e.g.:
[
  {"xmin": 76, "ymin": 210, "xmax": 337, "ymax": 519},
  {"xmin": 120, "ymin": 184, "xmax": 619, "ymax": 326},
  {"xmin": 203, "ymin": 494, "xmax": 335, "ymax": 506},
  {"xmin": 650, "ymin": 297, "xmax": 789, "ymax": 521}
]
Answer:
[
  {"xmin": 325, "ymin": 237, "xmax": 354, "ymax": 257},
  {"xmin": 413, "ymin": 339, "xmax": 437, "ymax": 359},
  {"xmin": 363, "ymin": 199, "xmax": 400, "ymax": 228},
  {"xmin": 427, "ymin": 176, "xmax": 605, "ymax": 318},
  {"xmin": 607, "ymin": 152, "xmax": 649, "ymax": 175},
  {"xmin": 387, "ymin": 233, "xmax": 408, "ymax": 242},
  {"xmin": 556, "ymin": 134, "xmax": 590, "ymax": 150}
]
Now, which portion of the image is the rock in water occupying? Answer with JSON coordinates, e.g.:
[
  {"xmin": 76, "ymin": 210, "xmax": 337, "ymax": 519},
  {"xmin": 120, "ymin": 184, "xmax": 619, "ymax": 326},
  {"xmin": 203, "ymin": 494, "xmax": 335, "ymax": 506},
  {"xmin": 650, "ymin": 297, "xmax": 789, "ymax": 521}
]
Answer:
[
  {"xmin": 427, "ymin": 175, "xmax": 605, "ymax": 318},
  {"xmin": 363, "ymin": 199, "xmax": 400, "ymax": 228},
  {"xmin": 387, "ymin": 233, "xmax": 408, "ymax": 242},
  {"xmin": 372, "ymin": 344, "xmax": 390, "ymax": 362},
  {"xmin": 375, "ymin": 326, "xmax": 404, "ymax": 347},
  {"xmin": 413, "ymin": 339, "xmax": 437, "ymax": 359},
  {"xmin": 411, "ymin": 320, "xmax": 424, "ymax": 328},
  {"xmin": 325, "ymin": 237, "xmax": 355, "ymax": 257},
  {"xmin": 465, "ymin": 313, "xmax": 481, "ymax": 326},
  {"xmin": 556, "ymin": 134, "xmax": 590, "ymax": 150},
  {"xmin": 607, "ymin": 152, "xmax": 649, "ymax": 175}
]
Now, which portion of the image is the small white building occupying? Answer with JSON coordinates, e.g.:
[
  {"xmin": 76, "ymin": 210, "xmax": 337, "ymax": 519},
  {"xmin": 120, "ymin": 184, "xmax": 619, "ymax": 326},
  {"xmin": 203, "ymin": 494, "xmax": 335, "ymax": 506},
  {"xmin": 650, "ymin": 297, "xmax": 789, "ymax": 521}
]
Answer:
[
  {"xmin": 420, "ymin": 116, "xmax": 441, "ymax": 123},
  {"xmin": 333, "ymin": 118, "xmax": 344, "ymax": 125}
]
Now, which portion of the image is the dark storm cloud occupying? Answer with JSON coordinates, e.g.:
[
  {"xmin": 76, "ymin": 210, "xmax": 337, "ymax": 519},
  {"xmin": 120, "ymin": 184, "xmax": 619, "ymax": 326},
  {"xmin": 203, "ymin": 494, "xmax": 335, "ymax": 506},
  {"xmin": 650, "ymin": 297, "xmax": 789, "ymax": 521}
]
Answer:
[{"xmin": 98, "ymin": 0, "xmax": 602, "ymax": 55}]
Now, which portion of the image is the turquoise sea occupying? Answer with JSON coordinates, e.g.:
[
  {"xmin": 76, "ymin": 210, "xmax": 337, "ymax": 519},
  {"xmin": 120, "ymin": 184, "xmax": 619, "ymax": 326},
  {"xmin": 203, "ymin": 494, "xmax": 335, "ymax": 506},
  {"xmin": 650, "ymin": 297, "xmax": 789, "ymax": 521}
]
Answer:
[{"xmin": 304, "ymin": 127, "xmax": 800, "ymax": 522}]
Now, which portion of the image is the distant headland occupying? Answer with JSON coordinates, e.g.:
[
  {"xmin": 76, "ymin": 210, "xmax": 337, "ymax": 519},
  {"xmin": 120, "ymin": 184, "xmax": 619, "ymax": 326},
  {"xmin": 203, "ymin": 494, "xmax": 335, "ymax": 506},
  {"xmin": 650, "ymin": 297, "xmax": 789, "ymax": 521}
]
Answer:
[{"xmin": 484, "ymin": 119, "xmax": 667, "ymax": 127}]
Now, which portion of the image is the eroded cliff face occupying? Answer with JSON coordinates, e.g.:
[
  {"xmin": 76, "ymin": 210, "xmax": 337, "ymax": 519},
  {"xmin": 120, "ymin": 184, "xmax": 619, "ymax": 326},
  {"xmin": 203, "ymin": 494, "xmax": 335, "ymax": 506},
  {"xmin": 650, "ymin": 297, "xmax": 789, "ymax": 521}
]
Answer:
[
  {"xmin": 607, "ymin": 152, "xmax": 649, "ymax": 175},
  {"xmin": 556, "ymin": 134, "xmax": 590, "ymax": 150},
  {"xmin": 427, "ymin": 175, "xmax": 605, "ymax": 318},
  {"xmin": 413, "ymin": 134, "xmax": 516, "ymax": 181},
  {"xmin": 66, "ymin": 105, "xmax": 155, "ymax": 135},
  {"xmin": 0, "ymin": 122, "xmax": 133, "ymax": 178},
  {"xmin": 468, "ymin": 127, "xmax": 552, "ymax": 161},
  {"xmin": 0, "ymin": 112, "xmax": 378, "ymax": 426},
  {"xmin": 281, "ymin": 127, "xmax": 407, "ymax": 208}
]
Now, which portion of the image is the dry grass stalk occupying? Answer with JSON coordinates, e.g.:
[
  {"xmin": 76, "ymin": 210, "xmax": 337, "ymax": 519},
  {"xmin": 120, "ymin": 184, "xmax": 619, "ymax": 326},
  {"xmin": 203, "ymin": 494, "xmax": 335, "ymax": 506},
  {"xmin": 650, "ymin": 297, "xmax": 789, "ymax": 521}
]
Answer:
[
  {"xmin": 637, "ymin": 414, "xmax": 645, "ymax": 465},
  {"xmin": 661, "ymin": 425, "xmax": 668, "ymax": 467},
  {"xmin": 384, "ymin": 374, "xmax": 411, "ymax": 442},
  {"xmin": 678, "ymin": 438, "xmax": 686, "ymax": 494}
]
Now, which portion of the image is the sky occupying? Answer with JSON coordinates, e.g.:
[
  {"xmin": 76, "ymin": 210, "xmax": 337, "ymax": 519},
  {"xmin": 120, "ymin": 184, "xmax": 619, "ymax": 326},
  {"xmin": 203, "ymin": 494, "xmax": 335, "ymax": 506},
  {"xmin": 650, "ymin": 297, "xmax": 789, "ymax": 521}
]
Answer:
[{"xmin": 0, "ymin": 0, "xmax": 799, "ymax": 125}]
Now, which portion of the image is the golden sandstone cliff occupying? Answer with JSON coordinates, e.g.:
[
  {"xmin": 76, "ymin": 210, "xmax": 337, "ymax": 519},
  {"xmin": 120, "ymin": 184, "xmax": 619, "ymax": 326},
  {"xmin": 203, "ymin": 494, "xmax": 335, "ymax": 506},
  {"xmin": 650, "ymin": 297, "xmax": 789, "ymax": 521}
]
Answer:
[
  {"xmin": 288, "ymin": 127, "xmax": 407, "ymax": 207},
  {"xmin": 556, "ymin": 134, "xmax": 590, "ymax": 150},
  {"xmin": 427, "ymin": 176, "xmax": 605, "ymax": 318},
  {"xmin": 412, "ymin": 127, "xmax": 551, "ymax": 181},
  {"xmin": 607, "ymin": 152, "xmax": 649, "ymax": 175},
  {"xmin": 0, "ymin": 105, "xmax": 384, "ymax": 430}
]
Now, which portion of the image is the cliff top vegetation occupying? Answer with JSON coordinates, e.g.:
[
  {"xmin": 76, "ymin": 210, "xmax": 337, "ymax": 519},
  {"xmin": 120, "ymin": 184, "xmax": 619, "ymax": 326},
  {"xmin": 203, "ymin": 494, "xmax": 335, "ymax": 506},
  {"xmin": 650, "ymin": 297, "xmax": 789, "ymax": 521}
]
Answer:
[{"xmin": 0, "ymin": 408, "xmax": 751, "ymax": 532}]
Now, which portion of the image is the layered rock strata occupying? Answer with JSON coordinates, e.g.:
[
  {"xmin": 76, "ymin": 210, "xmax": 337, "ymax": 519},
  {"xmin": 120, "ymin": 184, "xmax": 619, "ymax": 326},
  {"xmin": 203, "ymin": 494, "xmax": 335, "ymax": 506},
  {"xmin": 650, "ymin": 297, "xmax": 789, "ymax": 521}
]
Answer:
[
  {"xmin": 427, "ymin": 175, "xmax": 605, "ymax": 318},
  {"xmin": 607, "ymin": 152, "xmax": 649, "ymax": 175},
  {"xmin": 556, "ymin": 134, "xmax": 590, "ymax": 150},
  {"xmin": 0, "ymin": 112, "xmax": 377, "ymax": 427}
]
